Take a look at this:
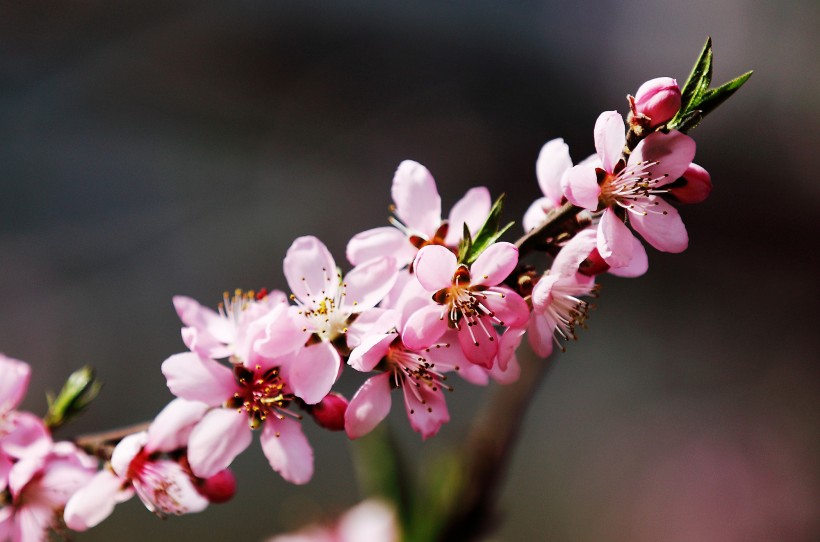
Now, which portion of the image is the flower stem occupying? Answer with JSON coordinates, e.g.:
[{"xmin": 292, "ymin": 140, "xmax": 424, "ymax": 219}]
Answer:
[
  {"xmin": 515, "ymin": 201, "xmax": 584, "ymax": 257},
  {"xmin": 73, "ymin": 421, "xmax": 151, "ymax": 459}
]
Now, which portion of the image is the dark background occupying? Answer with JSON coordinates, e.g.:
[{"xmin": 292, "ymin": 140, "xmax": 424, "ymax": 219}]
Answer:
[{"xmin": 1, "ymin": 1, "xmax": 818, "ymax": 541}]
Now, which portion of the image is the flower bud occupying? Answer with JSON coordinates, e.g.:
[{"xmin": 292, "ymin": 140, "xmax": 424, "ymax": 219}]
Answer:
[
  {"xmin": 669, "ymin": 163, "xmax": 712, "ymax": 204},
  {"xmin": 633, "ymin": 77, "xmax": 681, "ymax": 127},
  {"xmin": 197, "ymin": 468, "xmax": 236, "ymax": 503},
  {"xmin": 578, "ymin": 248, "xmax": 609, "ymax": 277},
  {"xmin": 308, "ymin": 392, "xmax": 348, "ymax": 431}
]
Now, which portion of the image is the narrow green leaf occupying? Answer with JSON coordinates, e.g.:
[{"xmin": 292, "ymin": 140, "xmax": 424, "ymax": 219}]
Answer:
[
  {"xmin": 676, "ymin": 109, "xmax": 704, "ymax": 134},
  {"xmin": 457, "ymin": 223, "xmax": 473, "ymax": 263},
  {"xmin": 678, "ymin": 37, "xmax": 713, "ymax": 114},
  {"xmin": 460, "ymin": 194, "xmax": 510, "ymax": 265},
  {"xmin": 696, "ymin": 70, "xmax": 754, "ymax": 117}
]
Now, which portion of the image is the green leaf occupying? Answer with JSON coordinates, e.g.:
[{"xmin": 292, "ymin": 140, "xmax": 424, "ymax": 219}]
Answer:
[
  {"xmin": 676, "ymin": 37, "xmax": 713, "ymax": 119},
  {"xmin": 43, "ymin": 366, "xmax": 103, "ymax": 430},
  {"xmin": 457, "ymin": 223, "xmax": 473, "ymax": 264},
  {"xmin": 460, "ymin": 194, "xmax": 513, "ymax": 265},
  {"xmin": 696, "ymin": 70, "xmax": 754, "ymax": 117}
]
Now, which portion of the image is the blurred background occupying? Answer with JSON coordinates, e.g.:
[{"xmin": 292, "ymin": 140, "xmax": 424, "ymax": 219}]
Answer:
[{"xmin": 1, "ymin": 1, "xmax": 818, "ymax": 541}]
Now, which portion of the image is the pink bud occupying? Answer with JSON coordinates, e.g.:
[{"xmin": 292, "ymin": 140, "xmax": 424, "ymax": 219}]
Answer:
[
  {"xmin": 669, "ymin": 163, "xmax": 712, "ymax": 204},
  {"xmin": 633, "ymin": 77, "xmax": 681, "ymax": 127},
  {"xmin": 309, "ymin": 392, "xmax": 348, "ymax": 431},
  {"xmin": 197, "ymin": 468, "xmax": 236, "ymax": 503},
  {"xmin": 578, "ymin": 248, "xmax": 610, "ymax": 277}
]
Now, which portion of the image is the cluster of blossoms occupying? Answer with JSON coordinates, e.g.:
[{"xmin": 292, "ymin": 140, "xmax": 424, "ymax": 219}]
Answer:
[{"xmin": 0, "ymin": 68, "xmax": 728, "ymax": 542}]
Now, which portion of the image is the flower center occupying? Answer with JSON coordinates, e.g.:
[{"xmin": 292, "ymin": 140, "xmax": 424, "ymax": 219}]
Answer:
[
  {"xmin": 547, "ymin": 282, "xmax": 598, "ymax": 352},
  {"xmin": 292, "ymin": 268, "xmax": 350, "ymax": 342},
  {"xmin": 225, "ymin": 365, "xmax": 295, "ymax": 429},
  {"xmin": 432, "ymin": 265, "xmax": 506, "ymax": 345},
  {"xmin": 598, "ymin": 160, "xmax": 670, "ymax": 216}
]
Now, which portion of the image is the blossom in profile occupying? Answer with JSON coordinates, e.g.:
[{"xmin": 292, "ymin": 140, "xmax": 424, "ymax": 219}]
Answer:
[
  {"xmin": 267, "ymin": 499, "xmax": 399, "ymax": 542},
  {"xmin": 562, "ymin": 110, "xmax": 696, "ymax": 268},
  {"xmin": 0, "ymin": 442, "xmax": 95, "ymax": 542},
  {"xmin": 64, "ymin": 399, "xmax": 234, "ymax": 531},
  {"xmin": 403, "ymin": 243, "xmax": 529, "ymax": 368},
  {"xmin": 346, "ymin": 160, "xmax": 491, "ymax": 268},
  {"xmin": 528, "ymin": 230, "xmax": 599, "ymax": 357}
]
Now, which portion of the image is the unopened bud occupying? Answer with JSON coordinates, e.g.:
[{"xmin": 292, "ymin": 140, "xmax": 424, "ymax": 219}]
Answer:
[
  {"xmin": 309, "ymin": 392, "xmax": 348, "ymax": 431},
  {"xmin": 197, "ymin": 468, "xmax": 236, "ymax": 503},
  {"xmin": 44, "ymin": 366, "xmax": 103, "ymax": 430},
  {"xmin": 578, "ymin": 248, "xmax": 610, "ymax": 277},
  {"xmin": 669, "ymin": 163, "xmax": 712, "ymax": 204},
  {"xmin": 633, "ymin": 77, "xmax": 681, "ymax": 127}
]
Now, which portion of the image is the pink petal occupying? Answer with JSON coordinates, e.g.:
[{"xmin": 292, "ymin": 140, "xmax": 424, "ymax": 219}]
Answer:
[
  {"xmin": 391, "ymin": 160, "xmax": 442, "ymax": 235},
  {"xmin": 162, "ymin": 352, "xmax": 236, "ymax": 406},
  {"xmin": 402, "ymin": 304, "xmax": 449, "ymax": 350},
  {"xmin": 337, "ymin": 500, "xmax": 399, "ymax": 542},
  {"xmin": 536, "ymin": 138, "xmax": 573, "ymax": 207},
  {"xmin": 444, "ymin": 186, "xmax": 492, "ymax": 245},
  {"xmin": 631, "ymin": 130, "xmax": 696, "ymax": 185},
  {"xmin": 348, "ymin": 331, "xmax": 396, "ymax": 372},
  {"xmin": 629, "ymin": 197, "xmax": 689, "ymax": 253},
  {"xmin": 608, "ymin": 236, "xmax": 649, "ymax": 278},
  {"xmin": 597, "ymin": 208, "xmax": 635, "ymax": 268},
  {"xmin": 286, "ymin": 342, "xmax": 340, "ymax": 405},
  {"xmin": 531, "ymin": 274, "xmax": 560, "ymax": 312},
  {"xmin": 343, "ymin": 257, "xmax": 399, "ymax": 313},
  {"xmin": 0, "ymin": 412, "xmax": 51, "ymax": 459},
  {"xmin": 480, "ymin": 288, "xmax": 529, "ymax": 328},
  {"xmin": 490, "ymin": 355, "xmax": 521, "ymax": 385},
  {"xmin": 0, "ymin": 455, "xmax": 11, "ymax": 493},
  {"xmin": 551, "ymin": 228, "xmax": 598, "ymax": 277},
  {"xmin": 146, "ymin": 399, "xmax": 210, "ymax": 453},
  {"xmin": 594, "ymin": 110, "xmax": 626, "ymax": 173},
  {"xmin": 0, "ymin": 354, "xmax": 30, "ymax": 413},
  {"xmin": 251, "ymin": 303, "xmax": 309, "ymax": 359},
  {"xmin": 527, "ymin": 313, "xmax": 555, "ymax": 358},
  {"xmin": 133, "ymin": 459, "xmax": 209, "ymax": 516},
  {"xmin": 181, "ymin": 326, "xmax": 232, "ymax": 359},
  {"xmin": 670, "ymin": 163, "xmax": 712, "ymax": 204},
  {"xmin": 522, "ymin": 197, "xmax": 555, "ymax": 233},
  {"xmin": 413, "ymin": 245, "xmax": 456, "ymax": 291},
  {"xmin": 11, "ymin": 502, "xmax": 54, "ymax": 542},
  {"xmin": 284, "ymin": 236, "xmax": 339, "ymax": 306},
  {"xmin": 495, "ymin": 327, "xmax": 526, "ymax": 375},
  {"xmin": 187, "ymin": 409, "xmax": 252, "ymax": 478},
  {"xmin": 64, "ymin": 470, "xmax": 131, "ymax": 531},
  {"xmin": 456, "ymin": 364, "xmax": 490, "ymax": 385},
  {"xmin": 469, "ymin": 242, "xmax": 518, "ymax": 287},
  {"xmin": 457, "ymin": 323, "xmax": 498, "ymax": 369},
  {"xmin": 172, "ymin": 296, "xmax": 233, "ymax": 344},
  {"xmin": 346, "ymin": 227, "xmax": 415, "ymax": 267},
  {"xmin": 562, "ymin": 165, "xmax": 601, "ymax": 210},
  {"xmin": 260, "ymin": 417, "xmax": 313, "ymax": 485},
  {"xmin": 345, "ymin": 373, "xmax": 393, "ymax": 440},
  {"xmin": 110, "ymin": 432, "xmax": 148, "ymax": 478},
  {"xmin": 401, "ymin": 382, "xmax": 449, "ymax": 440}
]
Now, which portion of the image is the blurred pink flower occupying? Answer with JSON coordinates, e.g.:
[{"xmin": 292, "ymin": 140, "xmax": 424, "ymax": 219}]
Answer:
[{"xmin": 267, "ymin": 499, "xmax": 399, "ymax": 542}]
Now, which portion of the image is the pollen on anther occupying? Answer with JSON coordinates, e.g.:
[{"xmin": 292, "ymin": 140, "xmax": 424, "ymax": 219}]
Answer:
[{"xmin": 275, "ymin": 432, "xmax": 281, "ymax": 438}]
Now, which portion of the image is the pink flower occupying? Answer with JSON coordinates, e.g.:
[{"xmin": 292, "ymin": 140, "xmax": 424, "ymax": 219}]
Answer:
[
  {"xmin": 344, "ymin": 310, "xmax": 461, "ymax": 439},
  {"xmin": 284, "ymin": 235, "xmax": 397, "ymax": 349},
  {"xmin": 523, "ymin": 139, "xmax": 574, "ymax": 231},
  {"xmin": 632, "ymin": 77, "xmax": 681, "ymax": 127},
  {"xmin": 174, "ymin": 289, "xmax": 306, "ymax": 363},
  {"xmin": 0, "ymin": 442, "xmax": 95, "ymax": 542},
  {"xmin": 346, "ymin": 160, "xmax": 491, "ymax": 268},
  {"xmin": 527, "ymin": 230, "xmax": 599, "ymax": 357},
  {"xmin": 562, "ymin": 111, "xmax": 696, "ymax": 268},
  {"xmin": 162, "ymin": 337, "xmax": 330, "ymax": 483},
  {"xmin": 267, "ymin": 499, "xmax": 399, "ymax": 542},
  {"xmin": 403, "ymin": 243, "xmax": 529, "ymax": 369},
  {"xmin": 64, "ymin": 399, "xmax": 229, "ymax": 531}
]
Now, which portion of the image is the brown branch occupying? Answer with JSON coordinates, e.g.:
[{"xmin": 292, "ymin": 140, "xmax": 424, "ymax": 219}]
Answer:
[
  {"xmin": 435, "ymin": 351, "xmax": 553, "ymax": 542},
  {"xmin": 515, "ymin": 202, "xmax": 583, "ymax": 256},
  {"xmin": 74, "ymin": 421, "xmax": 151, "ymax": 458}
]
